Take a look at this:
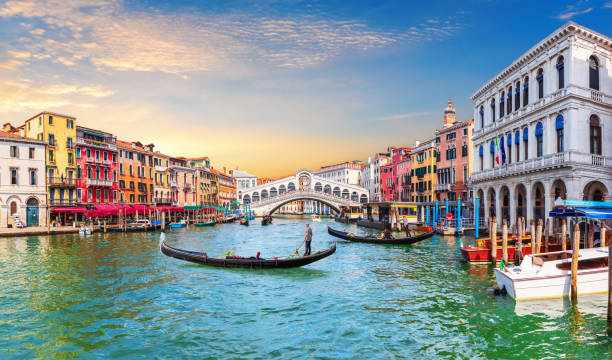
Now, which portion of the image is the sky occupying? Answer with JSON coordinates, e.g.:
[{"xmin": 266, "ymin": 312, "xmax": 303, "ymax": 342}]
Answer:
[{"xmin": 0, "ymin": 0, "xmax": 611, "ymax": 177}]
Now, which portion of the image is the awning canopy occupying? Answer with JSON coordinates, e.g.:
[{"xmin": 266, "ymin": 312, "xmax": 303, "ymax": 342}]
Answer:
[
  {"xmin": 52, "ymin": 207, "xmax": 87, "ymax": 213},
  {"xmin": 549, "ymin": 207, "xmax": 612, "ymax": 219}
]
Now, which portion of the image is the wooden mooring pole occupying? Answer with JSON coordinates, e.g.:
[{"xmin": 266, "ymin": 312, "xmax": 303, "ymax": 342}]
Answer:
[
  {"xmin": 544, "ymin": 218, "xmax": 550, "ymax": 253},
  {"xmin": 536, "ymin": 219, "xmax": 543, "ymax": 254},
  {"xmin": 571, "ymin": 223, "xmax": 580, "ymax": 303},
  {"xmin": 588, "ymin": 220, "xmax": 594, "ymax": 248},
  {"xmin": 491, "ymin": 217, "xmax": 497, "ymax": 263},
  {"xmin": 161, "ymin": 212, "xmax": 165, "ymax": 231},
  {"xmin": 516, "ymin": 217, "xmax": 523, "ymax": 263},
  {"xmin": 561, "ymin": 218, "xmax": 567, "ymax": 251},
  {"xmin": 530, "ymin": 220, "xmax": 536, "ymax": 255},
  {"xmin": 502, "ymin": 219, "xmax": 508, "ymax": 265}
]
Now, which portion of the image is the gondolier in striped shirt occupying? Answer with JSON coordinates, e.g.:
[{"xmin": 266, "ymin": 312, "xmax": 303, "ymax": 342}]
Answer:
[{"xmin": 304, "ymin": 223, "xmax": 313, "ymax": 256}]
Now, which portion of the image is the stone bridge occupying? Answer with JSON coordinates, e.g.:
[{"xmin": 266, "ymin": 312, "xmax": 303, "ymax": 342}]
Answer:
[{"xmin": 240, "ymin": 169, "xmax": 368, "ymax": 216}]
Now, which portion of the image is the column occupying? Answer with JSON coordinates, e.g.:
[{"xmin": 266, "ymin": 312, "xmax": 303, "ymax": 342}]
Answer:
[
  {"xmin": 565, "ymin": 107, "xmax": 578, "ymax": 152},
  {"xmin": 509, "ymin": 184, "xmax": 516, "ymax": 228},
  {"xmin": 495, "ymin": 186, "xmax": 502, "ymax": 226},
  {"xmin": 526, "ymin": 181, "xmax": 534, "ymax": 224},
  {"xmin": 482, "ymin": 189, "xmax": 489, "ymax": 225}
]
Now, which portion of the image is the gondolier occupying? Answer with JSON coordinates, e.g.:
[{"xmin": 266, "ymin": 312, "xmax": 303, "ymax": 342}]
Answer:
[{"xmin": 304, "ymin": 223, "xmax": 313, "ymax": 256}]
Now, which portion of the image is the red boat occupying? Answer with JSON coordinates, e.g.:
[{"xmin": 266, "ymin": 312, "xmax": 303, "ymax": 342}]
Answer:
[{"xmin": 460, "ymin": 235, "xmax": 562, "ymax": 263}]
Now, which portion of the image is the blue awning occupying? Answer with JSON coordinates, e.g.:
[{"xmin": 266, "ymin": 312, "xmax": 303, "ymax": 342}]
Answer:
[
  {"xmin": 576, "ymin": 207, "xmax": 612, "ymax": 219},
  {"xmin": 490, "ymin": 141, "xmax": 495, "ymax": 153},
  {"xmin": 516, "ymin": 88, "xmax": 520, "ymax": 94},
  {"xmin": 556, "ymin": 63, "xmax": 564, "ymax": 70},
  {"xmin": 556, "ymin": 114, "xmax": 564, "ymax": 130},
  {"xmin": 535, "ymin": 122, "xmax": 543, "ymax": 136},
  {"xmin": 500, "ymin": 136, "xmax": 504, "ymax": 148},
  {"xmin": 507, "ymin": 133, "xmax": 512, "ymax": 144},
  {"xmin": 524, "ymin": 83, "xmax": 528, "ymax": 89},
  {"xmin": 515, "ymin": 130, "xmax": 520, "ymax": 144},
  {"xmin": 479, "ymin": 145, "xmax": 483, "ymax": 156},
  {"xmin": 523, "ymin": 127, "xmax": 528, "ymax": 141}
]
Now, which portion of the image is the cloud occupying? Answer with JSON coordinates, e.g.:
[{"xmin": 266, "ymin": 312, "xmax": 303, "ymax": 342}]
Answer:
[
  {"xmin": 556, "ymin": 2, "xmax": 594, "ymax": 19},
  {"xmin": 377, "ymin": 112, "xmax": 433, "ymax": 121},
  {"xmin": 35, "ymin": 84, "xmax": 114, "ymax": 98}
]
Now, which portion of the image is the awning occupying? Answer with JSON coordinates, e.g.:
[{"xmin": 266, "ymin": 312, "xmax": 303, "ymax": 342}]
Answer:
[
  {"xmin": 231, "ymin": 201, "xmax": 240, "ymax": 204},
  {"xmin": 52, "ymin": 207, "xmax": 87, "ymax": 213},
  {"xmin": 549, "ymin": 207, "xmax": 612, "ymax": 219},
  {"xmin": 184, "ymin": 206, "xmax": 202, "ymax": 210}
]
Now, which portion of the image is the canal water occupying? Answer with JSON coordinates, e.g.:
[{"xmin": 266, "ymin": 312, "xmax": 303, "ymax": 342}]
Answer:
[{"xmin": 1, "ymin": 217, "xmax": 610, "ymax": 359}]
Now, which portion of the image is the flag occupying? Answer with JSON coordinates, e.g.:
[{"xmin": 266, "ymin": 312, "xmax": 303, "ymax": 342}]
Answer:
[
  {"xmin": 500, "ymin": 136, "xmax": 506, "ymax": 164},
  {"xmin": 495, "ymin": 135, "xmax": 500, "ymax": 165}
]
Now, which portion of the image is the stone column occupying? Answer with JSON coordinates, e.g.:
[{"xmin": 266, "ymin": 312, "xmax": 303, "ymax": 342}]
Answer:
[
  {"xmin": 0, "ymin": 204, "xmax": 5, "ymax": 228},
  {"xmin": 509, "ymin": 184, "xmax": 516, "ymax": 228},
  {"xmin": 495, "ymin": 186, "xmax": 502, "ymax": 226},
  {"xmin": 482, "ymin": 187, "xmax": 489, "ymax": 226},
  {"xmin": 526, "ymin": 181, "xmax": 534, "ymax": 225}
]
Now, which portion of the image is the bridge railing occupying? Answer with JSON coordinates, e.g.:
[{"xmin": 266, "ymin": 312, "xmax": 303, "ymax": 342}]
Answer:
[{"xmin": 248, "ymin": 189, "xmax": 362, "ymax": 208}]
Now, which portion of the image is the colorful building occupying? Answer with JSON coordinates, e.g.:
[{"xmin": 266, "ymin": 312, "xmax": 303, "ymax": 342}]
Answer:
[
  {"xmin": 434, "ymin": 100, "xmax": 474, "ymax": 202},
  {"xmin": 189, "ymin": 158, "xmax": 220, "ymax": 206},
  {"xmin": 75, "ymin": 126, "xmax": 118, "ymax": 204},
  {"xmin": 409, "ymin": 139, "xmax": 437, "ymax": 203},
  {"xmin": 23, "ymin": 112, "xmax": 77, "ymax": 207},
  {"xmin": 213, "ymin": 168, "xmax": 236, "ymax": 209},
  {"xmin": 0, "ymin": 130, "xmax": 47, "ymax": 227},
  {"xmin": 152, "ymin": 150, "xmax": 172, "ymax": 205},
  {"xmin": 169, "ymin": 157, "xmax": 196, "ymax": 206},
  {"xmin": 116, "ymin": 140, "xmax": 154, "ymax": 204}
]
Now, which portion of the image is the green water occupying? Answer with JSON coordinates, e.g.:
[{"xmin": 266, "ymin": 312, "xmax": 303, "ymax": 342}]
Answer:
[{"xmin": 1, "ymin": 217, "xmax": 610, "ymax": 359}]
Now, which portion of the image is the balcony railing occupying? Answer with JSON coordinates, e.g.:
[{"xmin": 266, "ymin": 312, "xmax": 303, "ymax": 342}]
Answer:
[
  {"xmin": 49, "ymin": 198, "xmax": 77, "ymax": 206},
  {"xmin": 170, "ymin": 181, "xmax": 178, "ymax": 188},
  {"xmin": 47, "ymin": 177, "xmax": 75, "ymax": 187},
  {"xmin": 86, "ymin": 157, "xmax": 112, "ymax": 166},
  {"xmin": 87, "ymin": 178, "xmax": 114, "ymax": 187},
  {"xmin": 434, "ymin": 183, "xmax": 451, "ymax": 192},
  {"xmin": 471, "ymin": 151, "xmax": 610, "ymax": 183},
  {"xmin": 76, "ymin": 137, "xmax": 117, "ymax": 150}
]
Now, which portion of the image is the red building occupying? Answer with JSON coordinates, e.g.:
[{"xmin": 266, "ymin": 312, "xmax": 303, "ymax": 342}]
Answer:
[
  {"xmin": 75, "ymin": 126, "xmax": 119, "ymax": 204},
  {"xmin": 381, "ymin": 146, "xmax": 412, "ymax": 201}
]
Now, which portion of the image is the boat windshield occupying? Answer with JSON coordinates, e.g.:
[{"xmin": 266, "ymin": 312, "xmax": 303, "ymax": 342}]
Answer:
[
  {"xmin": 556, "ymin": 257, "xmax": 608, "ymax": 271},
  {"xmin": 533, "ymin": 251, "xmax": 572, "ymax": 262}
]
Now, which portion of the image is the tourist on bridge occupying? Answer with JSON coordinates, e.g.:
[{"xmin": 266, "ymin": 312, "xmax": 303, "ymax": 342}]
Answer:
[{"xmin": 304, "ymin": 223, "xmax": 313, "ymax": 256}]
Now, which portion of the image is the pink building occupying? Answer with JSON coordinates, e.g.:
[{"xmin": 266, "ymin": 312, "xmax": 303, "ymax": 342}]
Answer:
[
  {"xmin": 380, "ymin": 146, "xmax": 411, "ymax": 202},
  {"xmin": 434, "ymin": 100, "xmax": 474, "ymax": 202}
]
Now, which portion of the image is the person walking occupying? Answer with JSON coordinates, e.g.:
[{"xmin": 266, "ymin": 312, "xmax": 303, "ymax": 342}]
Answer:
[{"xmin": 304, "ymin": 223, "xmax": 313, "ymax": 256}]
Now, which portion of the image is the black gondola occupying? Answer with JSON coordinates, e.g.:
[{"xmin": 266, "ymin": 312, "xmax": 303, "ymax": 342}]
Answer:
[
  {"xmin": 240, "ymin": 218, "xmax": 249, "ymax": 226},
  {"xmin": 261, "ymin": 216, "xmax": 272, "ymax": 226},
  {"xmin": 160, "ymin": 240, "xmax": 336, "ymax": 269},
  {"xmin": 327, "ymin": 226, "xmax": 434, "ymax": 245}
]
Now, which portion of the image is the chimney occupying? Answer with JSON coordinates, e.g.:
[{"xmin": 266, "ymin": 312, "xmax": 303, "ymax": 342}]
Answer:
[{"xmin": 223, "ymin": 166, "xmax": 226, "ymax": 174}]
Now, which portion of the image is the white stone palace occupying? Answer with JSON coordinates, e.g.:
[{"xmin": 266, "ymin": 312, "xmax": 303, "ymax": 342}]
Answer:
[{"xmin": 471, "ymin": 21, "xmax": 611, "ymax": 227}]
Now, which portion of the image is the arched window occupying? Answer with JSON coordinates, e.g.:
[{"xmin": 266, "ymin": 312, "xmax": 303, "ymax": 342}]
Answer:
[
  {"xmin": 243, "ymin": 194, "xmax": 251, "ymax": 204},
  {"xmin": 506, "ymin": 133, "xmax": 512, "ymax": 164},
  {"xmin": 333, "ymin": 187, "xmax": 341, "ymax": 197},
  {"xmin": 261, "ymin": 189, "xmax": 268, "ymax": 199},
  {"xmin": 252, "ymin": 192, "xmax": 259, "ymax": 202},
  {"xmin": 537, "ymin": 69, "xmax": 544, "ymax": 99},
  {"xmin": 479, "ymin": 145, "xmax": 483, "ymax": 171},
  {"xmin": 360, "ymin": 194, "xmax": 367, "ymax": 203},
  {"xmin": 341, "ymin": 189, "xmax": 349, "ymax": 199},
  {"xmin": 590, "ymin": 115, "xmax": 601, "ymax": 155},
  {"xmin": 515, "ymin": 81, "xmax": 520, "ymax": 110},
  {"xmin": 556, "ymin": 115, "xmax": 564, "ymax": 152},
  {"xmin": 523, "ymin": 76, "xmax": 529, "ymax": 106},
  {"xmin": 479, "ymin": 106, "xmax": 484, "ymax": 128},
  {"xmin": 287, "ymin": 182, "xmax": 296, "ymax": 191},
  {"xmin": 499, "ymin": 92, "xmax": 505, "ymax": 118},
  {"xmin": 515, "ymin": 130, "xmax": 520, "ymax": 161},
  {"xmin": 351, "ymin": 192, "xmax": 358, "ymax": 202},
  {"xmin": 270, "ymin": 187, "xmax": 278, "ymax": 197},
  {"xmin": 279, "ymin": 185, "xmax": 286, "ymax": 195},
  {"xmin": 490, "ymin": 99, "xmax": 495, "ymax": 122},
  {"xmin": 507, "ymin": 87, "xmax": 512, "ymax": 114},
  {"xmin": 523, "ymin": 127, "xmax": 529, "ymax": 160},
  {"xmin": 557, "ymin": 56, "xmax": 564, "ymax": 89},
  {"xmin": 535, "ymin": 122, "xmax": 543, "ymax": 157},
  {"xmin": 314, "ymin": 182, "xmax": 322, "ymax": 192},
  {"xmin": 589, "ymin": 56, "xmax": 599, "ymax": 90},
  {"xmin": 323, "ymin": 184, "xmax": 331, "ymax": 194}
]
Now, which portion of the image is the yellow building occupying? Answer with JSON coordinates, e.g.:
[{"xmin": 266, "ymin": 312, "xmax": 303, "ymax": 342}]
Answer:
[
  {"xmin": 24, "ymin": 112, "xmax": 77, "ymax": 206},
  {"xmin": 152, "ymin": 150, "xmax": 172, "ymax": 205},
  {"xmin": 409, "ymin": 139, "xmax": 437, "ymax": 203}
]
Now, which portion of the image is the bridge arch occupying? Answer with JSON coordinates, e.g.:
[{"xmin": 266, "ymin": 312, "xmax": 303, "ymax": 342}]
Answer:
[
  {"xmin": 314, "ymin": 182, "xmax": 322, "ymax": 192},
  {"xmin": 288, "ymin": 182, "xmax": 296, "ymax": 191},
  {"xmin": 279, "ymin": 185, "xmax": 286, "ymax": 195},
  {"xmin": 261, "ymin": 189, "xmax": 268, "ymax": 199},
  {"xmin": 324, "ymin": 185, "xmax": 331, "ymax": 194},
  {"xmin": 270, "ymin": 187, "xmax": 278, "ymax": 197},
  {"xmin": 333, "ymin": 186, "xmax": 340, "ymax": 197}
]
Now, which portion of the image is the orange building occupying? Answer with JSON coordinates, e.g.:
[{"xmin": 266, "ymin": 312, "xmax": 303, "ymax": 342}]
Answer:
[
  {"xmin": 212, "ymin": 168, "xmax": 236, "ymax": 209},
  {"xmin": 116, "ymin": 140, "xmax": 154, "ymax": 204}
]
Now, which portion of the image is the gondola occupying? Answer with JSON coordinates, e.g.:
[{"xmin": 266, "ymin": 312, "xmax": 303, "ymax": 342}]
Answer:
[
  {"xmin": 261, "ymin": 216, "xmax": 272, "ymax": 226},
  {"xmin": 160, "ymin": 240, "xmax": 336, "ymax": 269},
  {"xmin": 240, "ymin": 218, "xmax": 249, "ymax": 226},
  {"xmin": 195, "ymin": 221, "xmax": 216, "ymax": 227},
  {"xmin": 327, "ymin": 226, "xmax": 434, "ymax": 245}
]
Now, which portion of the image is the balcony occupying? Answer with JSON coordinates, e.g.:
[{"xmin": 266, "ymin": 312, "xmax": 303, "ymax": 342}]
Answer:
[
  {"xmin": 76, "ymin": 137, "xmax": 118, "ymax": 151},
  {"xmin": 47, "ymin": 140, "xmax": 56, "ymax": 148},
  {"xmin": 86, "ymin": 178, "xmax": 114, "ymax": 187},
  {"xmin": 86, "ymin": 157, "xmax": 112, "ymax": 166},
  {"xmin": 47, "ymin": 176, "xmax": 75, "ymax": 187},
  {"xmin": 183, "ymin": 182, "xmax": 192, "ymax": 189},
  {"xmin": 471, "ymin": 151, "xmax": 611, "ymax": 183},
  {"xmin": 170, "ymin": 180, "xmax": 178, "ymax": 188},
  {"xmin": 49, "ymin": 198, "xmax": 77, "ymax": 206},
  {"xmin": 434, "ymin": 183, "xmax": 451, "ymax": 192}
]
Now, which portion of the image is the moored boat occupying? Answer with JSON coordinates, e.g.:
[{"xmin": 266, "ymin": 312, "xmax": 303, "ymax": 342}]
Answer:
[
  {"xmin": 495, "ymin": 247, "xmax": 609, "ymax": 300},
  {"xmin": 160, "ymin": 240, "xmax": 337, "ymax": 269},
  {"xmin": 240, "ymin": 218, "xmax": 249, "ymax": 226},
  {"xmin": 460, "ymin": 235, "xmax": 563, "ymax": 263},
  {"xmin": 195, "ymin": 221, "xmax": 216, "ymax": 227},
  {"xmin": 310, "ymin": 214, "xmax": 321, "ymax": 222},
  {"xmin": 327, "ymin": 226, "xmax": 434, "ymax": 245}
]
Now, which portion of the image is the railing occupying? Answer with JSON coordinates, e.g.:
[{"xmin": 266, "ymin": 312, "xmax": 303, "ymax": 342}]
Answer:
[
  {"xmin": 471, "ymin": 151, "xmax": 610, "ymax": 183},
  {"xmin": 434, "ymin": 183, "xmax": 451, "ymax": 191},
  {"xmin": 183, "ymin": 182, "xmax": 192, "ymax": 189},
  {"xmin": 170, "ymin": 181, "xmax": 178, "ymax": 188},
  {"xmin": 49, "ymin": 199, "xmax": 77, "ymax": 206},
  {"xmin": 47, "ymin": 177, "xmax": 75, "ymax": 186},
  {"xmin": 591, "ymin": 90, "xmax": 603, "ymax": 103},
  {"xmin": 76, "ymin": 137, "xmax": 117, "ymax": 150},
  {"xmin": 86, "ymin": 178, "xmax": 114, "ymax": 187},
  {"xmin": 86, "ymin": 157, "xmax": 112, "ymax": 166}
]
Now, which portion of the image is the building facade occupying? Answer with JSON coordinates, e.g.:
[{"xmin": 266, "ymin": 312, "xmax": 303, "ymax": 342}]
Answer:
[
  {"xmin": 234, "ymin": 169, "xmax": 257, "ymax": 205},
  {"xmin": 409, "ymin": 140, "xmax": 437, "ymax": 203},
  {"xmin": 471, "ymin": 21, "xmax": 611, "ymax": 226},
  {"xmin": 23, "ymin": 112, "xmax": 77, "ymax": 207},
  {"xmin": 434, "ymin": 100, "xmax": 474, "ymax": 202},
  {"xmin": 213, "ymin": 168, "xmax": 236, "ymax": 209},
  {"xmin": 169, "ymin": 157, "xmax": 196, "ymax": 207},
  {"xmin": 0, "ymin": 131, "xmax": 47, "ymax": 227},
  {"xmin": 75, "ymin": 126, "xmax": 118, "ymax": 205},
  {"xmin": 315, "ymin": 161, "xmax": 364, "ymax": 185},
  {"xmin": 117, "ymin": 140, "xmax": 154, "ymax": 204}
]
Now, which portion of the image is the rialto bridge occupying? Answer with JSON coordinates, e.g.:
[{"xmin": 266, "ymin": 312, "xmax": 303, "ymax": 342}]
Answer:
[{"xmin": 240, "ymin": 169, "xmax": 368, "ymax": 216}]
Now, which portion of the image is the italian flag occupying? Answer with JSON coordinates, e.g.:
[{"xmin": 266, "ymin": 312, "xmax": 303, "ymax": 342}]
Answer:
[{"xmin": 495, "ymin": 135, "xmax": 500, "ymax": 165}]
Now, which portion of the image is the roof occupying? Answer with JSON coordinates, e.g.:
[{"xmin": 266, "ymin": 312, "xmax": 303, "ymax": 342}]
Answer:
[
  {"xmin": 232, "ymin": 169, "xmax": 257, "ymax": 178},
  {"xmin": 0, "ymin": 130, "xmax": 45, "ymax": 144},
  {"xmin": 76, "ymin": 125, "xmax": 114, "ymax": 137},
  {"xmin": 189, "ymin": 157, "xmax": 209, "ymax": 161},
  {"xmin": 25, "ymin": 111, "xmax": 76, "ymax": 122}
]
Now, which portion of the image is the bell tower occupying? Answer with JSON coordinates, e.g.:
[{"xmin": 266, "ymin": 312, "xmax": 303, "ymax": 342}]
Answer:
[{"xmin": 443, "ymin": 99, "xmax": 456, "ymax": 128}]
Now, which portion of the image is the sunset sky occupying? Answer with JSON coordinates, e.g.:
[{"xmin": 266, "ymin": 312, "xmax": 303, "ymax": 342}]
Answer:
[{"xmin": 1, "ymin": 0, "xmax": 611, "ymax": 177}]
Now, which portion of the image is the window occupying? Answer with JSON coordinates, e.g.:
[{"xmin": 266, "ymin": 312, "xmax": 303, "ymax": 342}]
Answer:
[
  {"xmin": 463, "ymin": 128, "xmax": 468, "ymax": 136},
  {"xmin": 96, "ymin": 167, "xmax": 100, "ymax": 180},
  {"xmin": 48, "ymin": 150, "xmax": 54, "ymax": 162},
  {"xmin": 86, "ymin": 149, "xmax": 91, "ymax": 158},
  {"xmin": 112, "ymin": 153, "xmax": 117, "ymax": 162},
  {"xmin": 557, "ymin": 56, "xmax": 564, "ymax": 89},
  {"xmin": 535, "ymin": 122, "xmax": 543, "ymax": 157},
  {"xmin": 68, "ymin": 152, "xmax": 74, "ymax": 164},
  {"xmin": 103, "ymin": 152, "xmax": 107, "ymax": 160},
  {"xmin": 10, "ymin": 146, "xmax": 18, "ymax": 158},
  {"xmin": 500, "ymin": 92, "xmax": 505, "ymax": 118},
  {"xmin": 462, "ymin": 145, "xmax": 468, "ymax": 157},
  {"xmin": 523, "ymin": 128, "xmax": 529, "ymax": 160},
  {"xmin": 11, "ymin": 169, "xmax": 18, "ymax": 185},
  {"xmin": 48, "ymin": 134, "xmax": 55, "ymax": 146},
  {"xmin": 77, "ymin": 165, "xmax": 81, "ymax": 179},
  {"xmin": 590, "ymin": 115, "xmax": 601, "ymax": 155},
  {"xmin": 30, "ymin": 169, "xmax": 36, "ymax": 185},
  {"xmin": 523, "ymin": 76, "xmax": 529, "ymax": 106},
  {"xmin": 29, "ymin": 147, "xmax": 35, "ymax": 159},
  {"xmin": 87, "ymin": 189, "xmax": 92, "ymax": 202},
  {"xmin": 589, "ymin": 56, "xmax": 599, "ymax": 90},
  {"xmin": 113, "ymin": 170, "xmax": 117, "ymax": 181},
  {"xmin": 556, "ymin": 115, "xmax": 564, "ymax": 152},
  {"xmin": 87, "ymin": 167, "xmax": 92, "ymax": 179},
  {"xmin": 507, "ymin": 134, "xmax": 512, "ymax": 164},
  {"xmin": 490, "ymin": 99, "xmax": 495, "ymax": 122},
  {"xmin": 76, "ymin": 147, "xmax": 80, "ymax": 158},
  {"xmin": 515, "ymin": 130, "xmax": 520, "ymax": 162},
  {"xmin": 490, "ymin": 141, "xmax": 495, "ymax": 168},
  {"xmin": 96, "ymin": 189, "xmax": 101, "ymax": 202},
  {"xmin": 507, "ymin": 87, "xmax": 512, "ymax": 114},
  {"xmin": 515, "ymin": 81, "xmax": 520, "ymax": 110},
  {"xmin": 49, "ymin": 115, "xmax": 53, "ymax": 125},
  {"xmin": 537, "ymin": 69, "xmax": 544, "ymax": 99}
]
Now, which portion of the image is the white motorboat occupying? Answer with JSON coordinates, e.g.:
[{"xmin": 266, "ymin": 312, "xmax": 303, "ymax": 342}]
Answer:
[
  {"xmin": 310, "ymin": 214, "xmax": 321, "ymax": 222},
  {"xmin": 79, "ymin": 226, "xmax": 91, "ymax": 235},
  {"xmin": 494, "ymin": 247, "xmax": 609, "ymax": 301}
]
